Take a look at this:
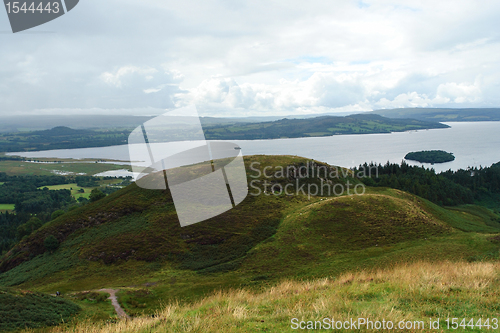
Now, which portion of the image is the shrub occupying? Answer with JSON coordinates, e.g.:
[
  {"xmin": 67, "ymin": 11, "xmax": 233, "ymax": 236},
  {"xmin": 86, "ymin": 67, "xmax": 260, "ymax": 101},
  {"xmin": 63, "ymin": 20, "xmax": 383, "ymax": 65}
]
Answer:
[
  {"xmin": 77, "ymin": 197, "xmax": 88, "ymax": 204},
  {"xmin": 51, "ymin": 210, "xmax": 65, "ymax": 220},
  {"xmin": 16, "ymin": 217, "xmax": 43, "ymax": 241},
  {"xmin": 89, "ymin": 189, "xmax": 106, "ymax": 203},
  {"xmin": 44, "ymin": 235, "xmax": 60, "ymax": 253}
]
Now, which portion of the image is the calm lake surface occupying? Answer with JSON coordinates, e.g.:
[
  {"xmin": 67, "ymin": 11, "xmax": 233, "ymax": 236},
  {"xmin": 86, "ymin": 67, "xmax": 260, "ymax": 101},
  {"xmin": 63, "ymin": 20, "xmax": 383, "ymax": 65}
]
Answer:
[{"xmin": 9, "ymin": 122, "xmax": 500, "ymax": 174}]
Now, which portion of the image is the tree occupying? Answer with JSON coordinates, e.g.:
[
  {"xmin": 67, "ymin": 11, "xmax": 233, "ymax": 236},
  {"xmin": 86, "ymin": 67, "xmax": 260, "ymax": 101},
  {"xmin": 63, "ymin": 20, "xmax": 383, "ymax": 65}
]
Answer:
[
  {"xmin": 16, "ymin": 217, "xmax": 43, "ymax": 241},
  {"xmin": 89, "ymin": 188, "xmax": 106, "ymax": 203},
  {"xmin": 51, "ymin": 210, "xmax": 65, "ymax": 220},
  {"xmin": 44, "ymin": 235, "xmax": 59, "ymax": 253},
  {"xmin": 77, "ymin": 197, "xmax": 88, "ymax": 204}
]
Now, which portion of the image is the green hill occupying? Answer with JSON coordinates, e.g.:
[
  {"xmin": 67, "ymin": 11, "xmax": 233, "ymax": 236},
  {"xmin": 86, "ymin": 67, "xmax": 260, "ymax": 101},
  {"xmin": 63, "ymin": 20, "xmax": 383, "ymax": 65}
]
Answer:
[
  {"xmin": 0, "ymin": 155, "xmax": 499, "ymax": 327},
  {"xmin": 0, "ymin": 126, "xmax": 130, "ymax": 152},
  {"xmin": 28, "ymin": 126, "xmax": 92, "ymax": 137}
]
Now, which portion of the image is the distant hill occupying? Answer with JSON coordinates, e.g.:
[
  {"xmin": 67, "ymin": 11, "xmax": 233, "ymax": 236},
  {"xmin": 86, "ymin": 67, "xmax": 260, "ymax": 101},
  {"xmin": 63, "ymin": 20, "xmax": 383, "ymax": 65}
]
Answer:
[
  {"xmin": 371, "ymin": 108, "xmax": 500, "ymax": 122},
  {"xmin": 1, "ymin": 108, "xmax": 497, "ymax": 135},
  {"xmin": 0, "ymin": 114, "xmax": 448, "ymax": 153},
  {"xmin": 0, "ymin": 126, "xmax": 131, "ymax": 152},
  {"xmin": 27, "ymin": 126, "xmax": 92, "ymax": 137},
  {"xmin": 203, "ymin": 113, "xmax": 449, "ymax": 140},
  {"xmin": 0, "ymin": 115, "xmax": 154, "ymax": 133},
  {"xmin": 0, "ymin": 113, "xmax": 356, "ymax": 133}
]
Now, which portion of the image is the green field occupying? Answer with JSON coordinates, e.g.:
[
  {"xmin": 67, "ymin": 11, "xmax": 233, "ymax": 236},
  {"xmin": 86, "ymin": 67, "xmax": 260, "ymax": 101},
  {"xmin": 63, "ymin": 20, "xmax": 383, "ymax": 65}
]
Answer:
[
  {"xmin": 37, "ymin": 183, "xmax": 92, "ymax": 200},
  {"xmin": 0, "ymin": 204, "xmax": 14, "ymax": 212},
  {"xmin": 0, "ymin": 160, "xmax": 129, "ymax": 176},
  {"xmin": 38, "ymin": 180, "xmax": 124, "ymax": 200}
]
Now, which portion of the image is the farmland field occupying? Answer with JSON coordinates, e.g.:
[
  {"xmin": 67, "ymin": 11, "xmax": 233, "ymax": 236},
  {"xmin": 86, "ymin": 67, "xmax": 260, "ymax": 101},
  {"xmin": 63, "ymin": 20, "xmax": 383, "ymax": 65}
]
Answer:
[
  {"xmin": 0, "ymin": 160, "xmax": 129, "ymax": 176},
  {"xmin": 38, "ymin": 180, "xmax": 123, "ymax": 200},
  {"xmin": 0, "ymin": 204, "xmax": 15, "ymax": 212},
  {"xmin": 37, "ymin": 183, "xmax": 92, "ymax": 200}
]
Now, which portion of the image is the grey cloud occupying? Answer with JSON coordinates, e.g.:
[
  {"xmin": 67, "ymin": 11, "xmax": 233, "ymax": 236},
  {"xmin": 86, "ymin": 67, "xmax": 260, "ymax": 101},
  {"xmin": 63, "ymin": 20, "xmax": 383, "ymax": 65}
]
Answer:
[{"xmin": 1, "ymin": 0, "xmax": 499, "ymax": 116}]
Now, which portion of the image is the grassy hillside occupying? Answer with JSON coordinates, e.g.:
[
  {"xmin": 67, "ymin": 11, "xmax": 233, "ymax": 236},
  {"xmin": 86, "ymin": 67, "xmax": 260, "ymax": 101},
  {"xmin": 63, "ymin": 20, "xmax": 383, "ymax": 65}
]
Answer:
[
  {"xmin": 0, "ymin": 155, "xmax": 499, "ymax": 329},
  {"xmin": 20, "ymin": 261, "xmax": 500, "ymax": 333},
  {"xmin": 0, "ymin": 287, "xmax": 80, "ymax": 331}
]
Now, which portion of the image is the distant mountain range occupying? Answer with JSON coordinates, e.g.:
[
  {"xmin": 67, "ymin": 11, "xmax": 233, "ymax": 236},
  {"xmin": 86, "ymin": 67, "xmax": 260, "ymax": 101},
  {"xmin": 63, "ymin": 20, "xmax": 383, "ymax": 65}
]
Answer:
[
  {"xmin": 370, "ymin": 108, "xmax": 500, "ymax": 122},
  {"xmin": 0, "ymin": 108, "xmax": 498, "ymax": 134},
  {"xmin": 0, "ymin": 114, "xmax": 448, "ymax": 152},
  {"xmin": 203, "ymin": 113, "xmax": 449, "ymax": 140}
]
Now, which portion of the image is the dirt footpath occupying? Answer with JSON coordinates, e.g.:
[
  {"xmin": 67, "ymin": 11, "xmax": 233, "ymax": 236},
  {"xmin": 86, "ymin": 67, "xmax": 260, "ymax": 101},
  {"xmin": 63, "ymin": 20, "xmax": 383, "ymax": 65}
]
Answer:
[{"xmin": 98, "ymin": 289, "xmax": 130, "ymax": 320}]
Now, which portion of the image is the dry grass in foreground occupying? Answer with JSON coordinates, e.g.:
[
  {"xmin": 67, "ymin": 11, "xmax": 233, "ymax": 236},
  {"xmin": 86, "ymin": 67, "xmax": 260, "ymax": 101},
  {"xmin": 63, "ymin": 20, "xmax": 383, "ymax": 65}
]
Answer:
[{"xmin": 25, "ymin": 261, "xmax": 500, "ymax": 332}]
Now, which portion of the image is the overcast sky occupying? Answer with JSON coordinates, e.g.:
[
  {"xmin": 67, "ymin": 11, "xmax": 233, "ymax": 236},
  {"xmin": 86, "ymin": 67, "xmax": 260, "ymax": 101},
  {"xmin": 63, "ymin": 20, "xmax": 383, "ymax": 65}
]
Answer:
[{"xmin": 1, "ymin": 0, "xmax": 499, "ymax": 117}]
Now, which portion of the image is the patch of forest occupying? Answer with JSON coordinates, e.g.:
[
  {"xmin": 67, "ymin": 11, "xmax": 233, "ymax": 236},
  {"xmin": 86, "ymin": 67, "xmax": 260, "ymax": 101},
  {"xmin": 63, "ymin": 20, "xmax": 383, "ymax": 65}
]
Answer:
[
  {"xmin": 355, "ymin": 161, "xmax": 500, "ymax": 208},
  {"xmin": 0, "ymin": 174, "xmax": 124, "ymax": 255},
  {"xmin": 0, "ymin": 126, "xmax": 130, "ymax": 152},
  {"xmin": 405, "ymin": 150, "xmax": 455, "ymax": 164}
]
